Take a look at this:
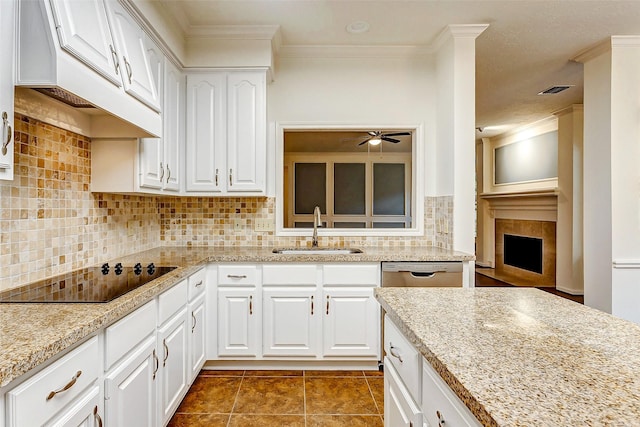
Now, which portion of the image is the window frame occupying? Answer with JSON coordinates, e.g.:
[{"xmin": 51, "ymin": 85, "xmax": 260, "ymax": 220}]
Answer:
[{"xmin": 275, "ymin": 123, "xmax": 425, "ymax": 237}]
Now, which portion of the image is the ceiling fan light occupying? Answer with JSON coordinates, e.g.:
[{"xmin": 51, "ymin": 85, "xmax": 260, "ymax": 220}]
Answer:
[{"xmin": 369, "ymin": 138, "xmax": 382, "ymax": 145}]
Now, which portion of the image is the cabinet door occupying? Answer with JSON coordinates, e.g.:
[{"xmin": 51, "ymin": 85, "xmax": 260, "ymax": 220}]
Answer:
[
  {"xmin": 105, "ymin": 0, "xmax": 160, "ymax": 111},
  {"xmin": 186, "ymin": 73, "xmax": 225, "ymax": 192},
  {"xmin": 158, "ymin": 308, "xmax": 189, "ymax": 425},
  {"xmin": 138, "ymin": 37, "xmax": 164, "ymax": 190},
  {"xmin": 105, "ymin": 336, "xmax": 157, "ymax": 427},
  {"xmin": 384, "ymin": 358, "xmax": 422, "ymax": 427},
  {"xmin": 217, "ymin": 288, "xmax": 259, "ymax": 357},
  {"xmin": 323, "ymin": 287, "xmax": 379, "ymax": 357},
  {"xmin": 263, "ymin": 288, "xmax": 319, "ymax": 356},
  {"xmin": 0, "ymin": 0, "xmax": 14, "ymax": 180},
  {"xmin": 49, "ymin": 0, "xmax": 121, "ymax": 86},
  {"xmin": 162, "ymin": 58, "xmax": 184, "ymax": 192},
  {"xmin": 188, "ymin": 293, "xmax": 206, "ymax": 382},
  {"xmin": 226, "ymin": 71, "xmax": 266, "ymax": 192},
  {"xmin": 46, "ymin": 386, "xmax": 102, "ymax": 427}
]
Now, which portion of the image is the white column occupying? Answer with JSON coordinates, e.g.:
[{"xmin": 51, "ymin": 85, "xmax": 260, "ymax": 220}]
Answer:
[
  {"xmin": 554, "ymin": 105, "xmax": 584, "ymax": 295},
  {"xmin": 434, "ymin": 24, "xmax": 488, "ymax": 255},
  {"xmin": 576, "ymin": 37, "xmax": 640, "ymax": 323}
]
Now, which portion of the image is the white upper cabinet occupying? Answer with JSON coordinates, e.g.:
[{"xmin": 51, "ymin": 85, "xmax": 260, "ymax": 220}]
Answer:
[
  {"xmin": 49, "ymin": 0, "xmax": 121, "ymax": 87},
  {"xmin": 0, "ymin": 0, "xmax": 14, "ymax": 180},
  {"xmin": 160, "ymin": 57, "xmax": 184, "ymax": 192},
  {"xmin": 186, "ymin": 70, "xmax": 267, "ymax": 195},
  {"xmin": 104, "ymin": 0, "xmax": 160, "ymax": 112}
]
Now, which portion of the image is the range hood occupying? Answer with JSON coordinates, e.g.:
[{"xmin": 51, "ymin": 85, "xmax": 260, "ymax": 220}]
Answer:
[{"xmin": 16, "ymin": 0, "xmax": 161, "ymax": 138}]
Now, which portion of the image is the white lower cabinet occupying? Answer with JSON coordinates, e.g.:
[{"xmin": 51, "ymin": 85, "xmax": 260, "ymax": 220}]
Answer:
[
  {"xmin": 5, "ymin": 336, "xmax": 101, "ymax": 427},
  {"xmin": 262, "ymin": 287, "xmax": 319, "ymax": 356},
  {"xmin": 188, "ymin": 292, "xmax": 207, "ymax": 382},
  {"xmin": 383, "ymin": 316, "xmax": 482, "ymax": 427},
  {"xmin": 157, "ymin": 308, "xmax": 189, "ymax": 425},
  {"xmin": 105, "ymin": 336, "xmax": 157, "ymax": 427},
  {"xmin": 323, "ymin": 287, "xmax": 379, "ymax": 357},
  {"xmin": 217, "ymin": 288, "xmax": 260, "ymax": 357}
]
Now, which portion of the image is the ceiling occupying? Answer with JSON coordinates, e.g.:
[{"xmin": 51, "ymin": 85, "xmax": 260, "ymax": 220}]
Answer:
[{"xmin": 160, "ymin": 1, "xmax": 640, "ymax": 138}]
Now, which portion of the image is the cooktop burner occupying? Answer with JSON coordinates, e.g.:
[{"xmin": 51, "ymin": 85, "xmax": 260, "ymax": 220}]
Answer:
[{"xmin": 0, "ymin": 263, "xmax": 177, "ymax": 303}]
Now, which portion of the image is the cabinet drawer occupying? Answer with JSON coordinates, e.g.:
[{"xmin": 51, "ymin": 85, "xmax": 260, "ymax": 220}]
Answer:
[
  {"xmin": 6, "ymin": 336, "xmax": 100, "ymax": 427},
  {"xmin": 384, "ymin": 315, "xmax": 420, "ymax": 400},
  {"xmin": 422, "ymin": 358, "xmax": 482, "ymax": 427},
  {"xmin": 323, "ymin": 263, "xmax": 379, "ymax": 285},
  {"xmin": 188, "ymin": 267, "xmax": 206, "ymax": 300},
  {"xmin": 105, "ymin": 299, "xmax": 156, "ymax": 371},
  {"xmin": 218, "ymin": 265, "xmax": 257, "ymax": 285},
  {"xmin": 158, "ymin": 279, "xmax": 188, "ymax": 325},
  {"xmin": 263, "ymin": 264, "xmax": 318, "ymax": 285}
]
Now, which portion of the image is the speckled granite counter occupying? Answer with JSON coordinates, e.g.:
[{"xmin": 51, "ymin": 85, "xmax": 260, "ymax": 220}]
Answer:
[
  {"xmin": 0, "ymin": 245, "xmax": 471, "ymax": 388},
  {"xmin": 375, "ymin": 287, "xmax": 640, "ymax": 426}
]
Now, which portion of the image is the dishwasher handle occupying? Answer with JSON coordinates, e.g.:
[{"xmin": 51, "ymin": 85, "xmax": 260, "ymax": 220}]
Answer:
[{"xmin": 409, "ymin": 272, "xmax": 436, "ymax": 279}]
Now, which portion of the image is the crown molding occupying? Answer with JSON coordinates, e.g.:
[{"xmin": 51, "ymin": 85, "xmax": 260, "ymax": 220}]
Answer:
[
  {"xmin": 277, "ymin": 45, "xmax": 433, "ymax": 59},
  {"xmin": 184, "ymin": 24, "xmax": 281, "ymax": 41},
  {"xmin": 432, "ymin": 24, "xmax": 490, "ymax": 51}
]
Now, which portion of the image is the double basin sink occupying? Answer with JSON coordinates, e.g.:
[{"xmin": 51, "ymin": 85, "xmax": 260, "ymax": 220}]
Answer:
[{"xmin": 272, "ymin": 247, "xmax": 363, "ymax": 255}]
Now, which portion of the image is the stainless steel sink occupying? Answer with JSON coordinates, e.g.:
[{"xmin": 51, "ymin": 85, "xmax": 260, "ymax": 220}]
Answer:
[{"xmin": 272, "ymin": 248, "xmax": 363, "ymax": 255}]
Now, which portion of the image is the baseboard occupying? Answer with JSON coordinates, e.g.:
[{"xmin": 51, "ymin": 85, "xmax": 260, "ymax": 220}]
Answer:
[
  {"xmin": 555, "ymin": 285, "xmax": 584, "ymax": 296},
  {"xmin": 475, "ymin": 261, "xmax": 493, "ymax": 268}
]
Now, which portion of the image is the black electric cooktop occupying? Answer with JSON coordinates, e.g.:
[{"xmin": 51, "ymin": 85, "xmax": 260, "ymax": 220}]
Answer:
[{"xmin": 0, "ymin": 263, "xmax": 177, "ymax": 303}]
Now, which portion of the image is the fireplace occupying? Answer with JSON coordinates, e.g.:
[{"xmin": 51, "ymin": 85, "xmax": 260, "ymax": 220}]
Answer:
[{"xmin": 495, "ymin": 219, "xmax": 556, "ymax": 287}]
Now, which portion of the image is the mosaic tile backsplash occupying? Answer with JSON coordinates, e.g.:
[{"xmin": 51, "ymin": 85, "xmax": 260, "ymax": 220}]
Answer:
[{"xmin": 0, "ymin": 114, "xmax": 453, "ymax": 292}]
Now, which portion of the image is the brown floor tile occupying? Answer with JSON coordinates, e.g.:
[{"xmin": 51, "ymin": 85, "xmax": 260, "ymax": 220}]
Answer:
[
  {"xmin": 167, "ymin": 413, "xmax": 230, "ymax": 427},
  {"xmin": 234, "ymin": 377, "xmax": 304, "ymax": 414},
  {"xmin": 199, "ymin": 369, "xmax": 245, "ymax": 377},
  {"xmin": 364, "ymin": 369, "xmax": 384, "ymax": 377},
  {"xmin": 367, "ymin": 378, "xmax": 384, "ymax": 414},
  {"xmin": 305, "ymin": 377, "xmax": 378, "ymax": 415},
  {"xmin": 305, "ymin": 370, "xmax": 365, "ymax": 377},
  {"xmin": 306, "ymin": 415, "xmax": 384, "ymax": 426},
  {"xmin": 244, "ymin": 369, "xmax": 303, "ymax": 377},
  {"xmin": 228, "ymin": 414, "xmax": 306, "ymax": 426},
  {"xmin": 175, "ymin": 377, "xmax": 241, "ymax": 413}
]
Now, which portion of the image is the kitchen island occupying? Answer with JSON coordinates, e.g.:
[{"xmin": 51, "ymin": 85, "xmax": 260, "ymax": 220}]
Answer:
[{"xmin": 375, "ymin": 287, "xmax": 640, "ymax": 426}]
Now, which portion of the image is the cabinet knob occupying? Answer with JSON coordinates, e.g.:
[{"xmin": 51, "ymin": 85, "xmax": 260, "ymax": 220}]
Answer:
[
  {"xmin": 249, "ymin": 295, "xmax": 253, "ymax": 315},
  {"xmin": 124, "ymin": 57, "xmax": 133, "ymax": 84},
  {"xmin": 215, "ymin": 168, "xmax": 219, "ymax": 186},
  {"xmin": 192, "ymin": 311, "xmax": 197, "ymax": 333},
  {"xmin": 94, "ymin": 405, "xmax": 103, "ymax": 427},
  {"xmin": 389, "ymin": 343, "xmax": 404, "ymax": 363},
  {"xmin": 163, "ymin": 339, "xmax": 169, "ymax": 367},
  {"xmin": 436, "ymin": 410, "xmax": 445, "ymax": 425},
  {"xmin": 109, "ymin": 45, "xmax": 120, "ymax": 75},
  {"xmin": 166, "ymin": 164, "xmax": 171, "ymax": 183},
  {"xmin": 311, "ymin": 295, "xmax": 314, "ymax": 315},
  {"xmin": 229, "ymin": 168, "xmax": 233, "ymax": 186},
  {"xmin": 152, "ymin": 349, "xmax": 159, "ymax": 380},
  {"xmin": 326, "ymin": 295, "xmax": 330, "ymax": 315},
  {"xmin": 159, "ymin": 162, "xmax": 164, "ymax": 181}
]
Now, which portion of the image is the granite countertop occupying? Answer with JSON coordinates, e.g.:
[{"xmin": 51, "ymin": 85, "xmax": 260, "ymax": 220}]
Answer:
[
  {"xmin": 0, "ymin": 245, "xmax": 471, "ymax": 388},
  {"xmin": 375, "ymin": 287, "xmax": 640, "ymax": 426}
]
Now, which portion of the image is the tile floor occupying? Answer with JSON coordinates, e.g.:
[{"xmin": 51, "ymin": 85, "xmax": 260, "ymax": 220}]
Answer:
[{"xmin": 168, "ymin": 370, "xmax": 385, "ymax": 427}]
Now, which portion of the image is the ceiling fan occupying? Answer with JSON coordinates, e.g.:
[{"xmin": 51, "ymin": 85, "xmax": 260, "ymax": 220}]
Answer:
[{"xmin": 357, "ymin": 131, "xmax": 411, "ymax": 146}]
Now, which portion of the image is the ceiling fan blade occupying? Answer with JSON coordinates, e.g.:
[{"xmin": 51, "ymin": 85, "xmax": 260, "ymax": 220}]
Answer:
[
  {"xmin": 383, "ymin": 132, "xmax": 411, "ymax": 137},
  {"xmin": 358, "ymin": 138, "xmax": 371, "ymax": 146},
  {"xmin": 367, "ymin": 131, "xmax": 377, "ymax": 136},
  {"xmin": 382, "ymin": 137, "xmax": 400, "ymax": 143}
]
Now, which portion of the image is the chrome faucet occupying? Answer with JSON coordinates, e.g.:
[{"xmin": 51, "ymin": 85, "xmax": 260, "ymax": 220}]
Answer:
[{"xmin": 312, "ymin": 205, "xmax": 322, "ymax": 247}]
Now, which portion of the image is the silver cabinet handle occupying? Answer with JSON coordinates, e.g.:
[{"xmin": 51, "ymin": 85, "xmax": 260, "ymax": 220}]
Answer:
[
  {"xmin": 249, "ymin": 295, "xmax": 253, "ymax": 315},
  {"xmin": 192, "ymin": 311, "xmax": 197, "ymax": 333},
  {"xmin": 215, "ymin": 168, "xmax": 219, "ymax": 186},
  {"xmin": 436, "ymin": 410, "xmax": 445, "ymax": 426},
  {"xmin": 195, "ymin": 280, "xmax": 203, "ymax": 287},
  {"xmin": 124, "ymin": 57, "xmax": 132, "ymax": 84},
  {"xmin": 227, "ymin": 274, "xmax": 247, "ymax": 279},
  {"xmin": 109, "ymin": 45, "xmax": 120, "ymax": 75},
  {"xmin": 159, "ymin": 162, "xmax": 164, "ymax": 181},
  {"xmin": 311, "ymin": 295, "xmax": 314, "ymax": 315},
  {"xmin": 389, "ymin": 343, "xmax": 403, "ymax": 363},
  {"xmin": 162, "ymin": 339, "xmax": 169, "ymax": 367},
  {"xmin": 152, "ymin": 349, "xmax": 159, "ymax": 380},
  {"xmin": 166, "ymin": 164, "xmax": 171, "ymax": 183},
  {"xmin": 94, "ymin": 405, "xmax": 103, "ymax": 427},
  {"xmin": 46, "ymin": 370, "xmax": 82, "ymax": 401},
  {"xmin": 326, "ymin": 295, "xmax": 330, "ymax": 315},
  {"xmin": 2, "ymin": 112, "xmax": 11, "ymax": 156},
  {"xmin": 229, "ymin": 168, "xmax": 233, "ymax": 186}
]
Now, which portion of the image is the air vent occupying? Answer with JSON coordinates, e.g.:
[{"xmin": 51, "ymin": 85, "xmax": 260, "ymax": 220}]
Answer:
[
  {"xmin": 35, "ymin": 88, "xmax": 96, "ymax": 108},
  {"xmin": 537, "ymin": 85, "xmax": 573, "ymax": 95}
]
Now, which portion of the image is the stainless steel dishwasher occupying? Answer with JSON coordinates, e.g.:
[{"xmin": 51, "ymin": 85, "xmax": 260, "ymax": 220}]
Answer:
[
  {"xmin": 381, "ymin": 261, "xmax": 463, "ymax": 287},
  {"xmin": 379, "ymin": 261, "xmax": 463, "ymax": 367}
]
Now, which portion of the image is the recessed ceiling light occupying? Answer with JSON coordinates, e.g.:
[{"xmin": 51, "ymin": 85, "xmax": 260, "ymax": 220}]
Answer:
[
  {"xmin": 346, "ymin": 21, "xmax": 370, "ymax": 34},
  {"xmin": 538, "ymin": 85, "xmax": 574, "ymax": 95}
]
